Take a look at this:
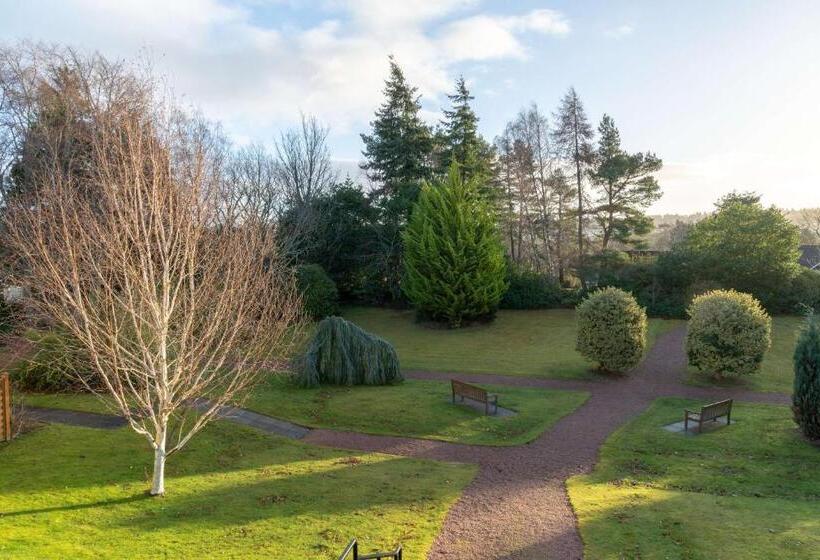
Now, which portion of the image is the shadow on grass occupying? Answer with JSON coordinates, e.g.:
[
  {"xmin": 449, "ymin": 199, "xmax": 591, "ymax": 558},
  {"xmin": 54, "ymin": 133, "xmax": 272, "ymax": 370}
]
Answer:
[
  {"xmin": 97, "ymin": 454, "xmax": 469, "ymax": 536},
  {"xmin": 0, "ymin": 493, "xmax": 151, "ymax": 518}
]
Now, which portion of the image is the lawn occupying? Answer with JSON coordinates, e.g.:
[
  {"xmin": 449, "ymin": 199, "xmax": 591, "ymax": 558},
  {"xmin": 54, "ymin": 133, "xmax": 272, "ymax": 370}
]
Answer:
[
  {"xmin": 343, "ymin": 307, "xmax": 681, "ymax": 379},
  {"xmin": 245, "ymin": 376, "xmax": 589, "ymax": 446},
  {"xmin": 568, "ymin": 398, "xmax": 820, "ymax": 559},
  {"xmin": 0, "ymin": 420, "xmax": 476, "ymax": 559},
  {"xmin": 688, "ymin": 315, "xmax": 805, "ymax": 393}
]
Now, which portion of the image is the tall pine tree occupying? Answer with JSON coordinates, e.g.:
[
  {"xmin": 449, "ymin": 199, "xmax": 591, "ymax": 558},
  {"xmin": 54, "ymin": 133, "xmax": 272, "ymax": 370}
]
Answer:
[
  {"xmin": 437, "ymin": 77, "xmax": 494, "ymax": 188},
  {"xmin": 793, "ymin": 314, "xmax": 820, "ymax": 439},
  {"xmin": 360, "ymin": 56, "xmax": 434, "ymax": 301},
  {"xmin": 552, "ymin": 87, "xmax": 593, "ymax": 263},
  {"xmin": 361, "ymin": 56, "xmax": 433, "ymax": 216},
  {"xmin": 589, "ymin": 114, "xmax": 663, "ymax": 249}
]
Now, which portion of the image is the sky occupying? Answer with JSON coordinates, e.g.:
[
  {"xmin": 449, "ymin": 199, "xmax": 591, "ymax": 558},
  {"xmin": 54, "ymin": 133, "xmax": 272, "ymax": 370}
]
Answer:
[{"xmin": 2, "ymin": 0, "xmax": 819, "ymax": 213}]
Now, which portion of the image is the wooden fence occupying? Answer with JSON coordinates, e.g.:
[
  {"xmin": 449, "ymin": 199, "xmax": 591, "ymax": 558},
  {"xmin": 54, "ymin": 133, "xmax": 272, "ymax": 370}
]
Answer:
[{"xmin": 0, "ymin": 372, "xmax": 10, "ymax": 441}]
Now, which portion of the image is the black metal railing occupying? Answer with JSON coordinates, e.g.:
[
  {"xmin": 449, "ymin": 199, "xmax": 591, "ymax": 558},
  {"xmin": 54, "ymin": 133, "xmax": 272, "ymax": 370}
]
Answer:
[{"xmin": 338, "ymin": 539, "xmax": 402, "ymax": 560}]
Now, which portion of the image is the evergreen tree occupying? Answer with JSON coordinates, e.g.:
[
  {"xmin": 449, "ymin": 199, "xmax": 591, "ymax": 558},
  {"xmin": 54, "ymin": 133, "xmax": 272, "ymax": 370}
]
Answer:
[
  {"xmin": 552, "ymin": 87, "xmax": 594, "ymax": 264},
  {"xmin": 402, "ymin": 163, "xmax": 507, "ymax": 327},
  {"xmin": 793, "ymin": 314, "xmax": 820, "ymax": 439},
  {"xmin": 360, "ymin": 56, "xmax": 435, "ymax": 301},
  {"xmin": 360, "ymin": 56, "xmax": 433, "ymax": 216},
  {"xmin": 590, "ymin": 114, "xmax": 663, "ymax": 249},
  {"xmin": 438, "ymin": 77, "xmax": 494, "ymax": 188}
]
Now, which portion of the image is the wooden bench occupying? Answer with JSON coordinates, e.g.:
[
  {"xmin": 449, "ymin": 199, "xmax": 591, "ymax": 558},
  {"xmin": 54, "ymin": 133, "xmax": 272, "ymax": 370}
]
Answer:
[
  {"xmin": 451, "ymin": 379, "xmax": 498, "ymax": 416},
  {"xmin": 684, "ymin": 399, "xmax": 733, "ymax": 433}
]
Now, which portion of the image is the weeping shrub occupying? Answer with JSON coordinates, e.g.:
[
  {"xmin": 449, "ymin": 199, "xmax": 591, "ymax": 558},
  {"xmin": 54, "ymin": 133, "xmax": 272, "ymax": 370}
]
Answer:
[
  {"xmin": 576, "ymin": 287, "xmax": 647, "ymax": 373},
  {"xmin": 686, "ymin": 289, "xmax": 771, "ymax": 378},
  {"xmin": 402, "ymin": 163, "xmax": 507, "ymax": 327},
  {"xmin": 793, "ymin": 315, "xmax": 820, "ymax": 439},
  {"xmin": 295, "ymin": 316, "xmax": 402, "ymax": 388},
  {"xmin": 296, "ymin": 263, "xmax": 339, "ymax": 319}
]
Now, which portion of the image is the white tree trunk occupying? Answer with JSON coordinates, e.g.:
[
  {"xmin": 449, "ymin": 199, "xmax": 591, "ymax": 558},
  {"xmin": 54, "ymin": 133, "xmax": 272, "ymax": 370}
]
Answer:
[{"xmin": 150, "ymin": 428, "xmax": 167, "ymax": 496}]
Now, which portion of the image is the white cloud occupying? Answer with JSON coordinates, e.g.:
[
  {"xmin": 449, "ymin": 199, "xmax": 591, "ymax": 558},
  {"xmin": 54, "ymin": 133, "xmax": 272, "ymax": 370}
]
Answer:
[
  {"xmin": 439, "ymin": 9, "xmax": 570, "ymax": 61},
  {"xmin": 605, "ymin": 24, "xmax": 634, "ymax": 39},
  {"xmin": 0, "ymin": 0, "xmax": 570, "ymax": 142}
]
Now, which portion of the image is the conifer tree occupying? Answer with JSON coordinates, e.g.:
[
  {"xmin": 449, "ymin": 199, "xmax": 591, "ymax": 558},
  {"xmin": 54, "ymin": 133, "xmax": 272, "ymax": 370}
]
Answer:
[
  {"xmin": 793, "ymin": 314, "xmax": 820, "ymax": 439},
  {"xmin": 590, "ymin": 114, "xmax": 663, "ymax": 248},
  {"xmin": 552, "ymin": 87, "xmax": 593, "ymax": 261},
  {"xmin": 360, "ymin": 55, "xmax": 433, "ymax": 216},
  {"xmin": 360, "ymin": 56, "xmax": 435, "ymax": 300},
  {"xmin": 438, "ymin": 76, "xmax": 494, "ymax": 188},
  {"xmin": 402, "ymin": 163, "xmax": 507, "ymax": 327}
]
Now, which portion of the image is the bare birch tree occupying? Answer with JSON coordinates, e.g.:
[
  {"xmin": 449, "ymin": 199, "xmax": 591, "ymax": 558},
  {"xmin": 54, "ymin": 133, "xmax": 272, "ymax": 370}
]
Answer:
[{"xmin": 2, "ymin": 91, "xmax": 303, "ymax": 495}]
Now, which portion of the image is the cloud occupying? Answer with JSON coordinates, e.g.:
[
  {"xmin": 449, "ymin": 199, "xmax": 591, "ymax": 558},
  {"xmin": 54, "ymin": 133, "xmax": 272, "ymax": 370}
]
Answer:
[
  {"xmin": 439, "ymin": 9, "xmax": 570, "ymax": 61},
  {"xmin": 605, "ymin": 24, "xmax": 635, "ymax": 39},
  {"xmin": 0, "ymin": 0, "xmax": 570, "ymax": 142}
]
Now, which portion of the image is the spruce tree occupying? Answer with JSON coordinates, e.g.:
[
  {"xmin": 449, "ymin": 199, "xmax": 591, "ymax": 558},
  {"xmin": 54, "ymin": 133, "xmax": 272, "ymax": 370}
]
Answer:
[
  {"xmin": 402, "ymin": 163, "xmax": 507, "ymax": 327},
  {"xmin": 360, "ymin": 56, "xmax": 435, "ymax": 301},
  {"xmin": 360, "ymin": 55, "xmax": 433, "ymax": 215},
  {"xmin": 793, "ymin": 315, "xmax": 820, "ymax": 439},
  {"xmin": 438, "ymin": 77, "xmax": 494, "ymax": 188}
]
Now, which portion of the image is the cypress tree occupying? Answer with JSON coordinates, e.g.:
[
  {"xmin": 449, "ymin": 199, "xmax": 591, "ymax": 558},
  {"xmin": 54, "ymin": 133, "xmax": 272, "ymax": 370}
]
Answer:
[
  {"xmin": 402, "ymin": 163, "xmax": 507, "ymax": 327},
  {"xmin": 793, "ymin": 314, "xmax": 820, "ymax": 439}
]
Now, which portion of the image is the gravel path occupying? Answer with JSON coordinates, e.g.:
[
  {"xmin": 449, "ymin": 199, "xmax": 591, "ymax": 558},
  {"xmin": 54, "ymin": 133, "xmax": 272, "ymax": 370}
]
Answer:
[
  {"xmin": 23, "ymin": 326, "xmax": 790, "ymax": 559},
  {"xmin": 304, "ymin": 326, "xmax": 790, "ymax": 559}
]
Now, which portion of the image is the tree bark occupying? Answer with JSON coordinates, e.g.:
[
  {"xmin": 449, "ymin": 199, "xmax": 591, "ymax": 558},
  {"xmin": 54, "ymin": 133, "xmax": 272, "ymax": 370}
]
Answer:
[{"xmin": 150, "ymin": 427, "xmax": 167, "ymax": 496}]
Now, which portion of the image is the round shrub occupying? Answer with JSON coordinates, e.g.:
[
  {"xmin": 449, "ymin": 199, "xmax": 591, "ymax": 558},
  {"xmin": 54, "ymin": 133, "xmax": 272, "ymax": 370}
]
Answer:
[
  {"xmin": 296, "ymin": 264, "xmax": 339, "ymax": 320},
  {"xmin": 295, "ymin": 316, "xmax": 402, "ymax": 388},
  {"xmin": 793, "ymin": 315, "xmax": 820, "ymax": 439},
  {"xmin": 686, "ymin": 290, "xmax": 771, "ymax": 378},
  {"xmin": 576, "ymin": 287, "xmax": 647, "ymax": 373},
  {"xmin": 501, "ymin": 267, "xmax": 562, "ymax": 309}
]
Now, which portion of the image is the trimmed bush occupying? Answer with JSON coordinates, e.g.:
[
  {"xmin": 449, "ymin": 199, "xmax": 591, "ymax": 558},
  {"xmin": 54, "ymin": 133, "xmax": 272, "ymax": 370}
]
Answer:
[
  {"xmin": 294, "ymin": 316, "xmax": 402, "ymax": 388},
  {"xmin": 402, "ymin": 164, "xmax": 507, "ymax": 327},
  {"xmin": 296, "ymin": 264, "xmax": 339, "ymax": 320},
  {"xmin": 793, "ymin": 315, "xmax": 820, "ymax": 439},
  {"xmin": 576, "ymin": 287, "xmax": 647, "ymax": 373},
  {"xmin": 501, "ymin": 267, "xmax": 562, "ymax": 309},
  {"xmin": 686, "ymin": 290, "xmax": 771, "ymax": 378},
  {"xmin": 9, "ymin": 330, "xmax": 93, "ymax": 392}
]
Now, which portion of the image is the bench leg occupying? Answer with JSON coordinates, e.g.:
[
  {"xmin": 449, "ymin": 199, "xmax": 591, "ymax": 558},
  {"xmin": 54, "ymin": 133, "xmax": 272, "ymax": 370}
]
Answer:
[{"xmin": 684, "ymin": 416, "xmax": 688, "ymax": 433}]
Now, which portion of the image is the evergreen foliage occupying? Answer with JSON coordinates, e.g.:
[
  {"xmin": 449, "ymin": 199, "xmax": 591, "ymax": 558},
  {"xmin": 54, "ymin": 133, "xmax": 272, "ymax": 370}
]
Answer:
[
  {"xmin": 296, "ymin": 263, "xmax": 339, "ymax": 319},
  {"xmin": 589, "ymin": 114, "xmax": 663, "ymax": 249},
  {"xmin": 686, "ymin": 290, "xmax": 772, "ymax": 378},
  {"xmin": 501, "ymin": 266, "xmax": 564, "ymax": 309},
  {"xmin": 295, "ymin": 316, "xmax": 402, "ymax": 388},
  {"xmin": 576, "ymin": 287, "xmax": 647, "ymax": 373},
  {"xmin": 437, "ymin": 77, "xmax": 495, "ymax": 188},
  {"xmin": 793, "ymin": 314, "xmax": 820, "ymax": 439},
  {"xmin": 360, "ymin": 55, "xmax": 433, "ymax": 216},
  {"xmin": 402, "ymin": 164, "xmax": 507, "ymax": 327}
]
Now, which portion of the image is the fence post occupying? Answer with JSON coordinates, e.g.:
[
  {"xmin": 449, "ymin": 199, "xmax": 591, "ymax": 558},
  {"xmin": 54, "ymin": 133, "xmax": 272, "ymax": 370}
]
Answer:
[{"xmin": 1, "ymin": 372, "xmax": 10, "ymax": 441}]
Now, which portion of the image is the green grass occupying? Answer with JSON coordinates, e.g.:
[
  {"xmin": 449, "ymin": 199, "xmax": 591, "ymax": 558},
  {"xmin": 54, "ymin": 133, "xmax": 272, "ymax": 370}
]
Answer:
[
  {"xmin": 20, "ymin": 392, "xmax": 113, "ymax": 414},
  {"xmin": 246, "ymin": 376, "xmax": 588, "ymax": 446},
  {"xmin": 0, "ymin": 421, "xmax": 476, "ymax": 559},
  {"xmin": 342, "ymin": 307, "xmax": 681, "ymax": 379},
  {"xmin": 688, "ymin": 316, "xmax": 805, "ymax": 393},
  {"xmin": 568, "ymin": 398, "xmax": 820, "ymax": 559}
]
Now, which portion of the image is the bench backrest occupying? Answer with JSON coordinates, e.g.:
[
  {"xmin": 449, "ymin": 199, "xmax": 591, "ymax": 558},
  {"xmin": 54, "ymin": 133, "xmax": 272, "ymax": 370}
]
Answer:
[
  {"xmin": 701, "ymin": 399, "xmax": 732, "ymax": 421},
  {"xmin": 452, "ymin": 380, "xmax": 488, "ymax": 402}
]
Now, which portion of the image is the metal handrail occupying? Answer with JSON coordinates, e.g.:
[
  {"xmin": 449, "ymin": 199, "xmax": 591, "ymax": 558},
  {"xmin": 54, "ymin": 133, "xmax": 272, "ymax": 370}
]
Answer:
[
  {"xmin": 338, "ymin": 539, "xmax": 358, "ymax": 560},
  {"xmin": 338, "ymin": 539, "xmax": 402, "ymax": 560}
]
